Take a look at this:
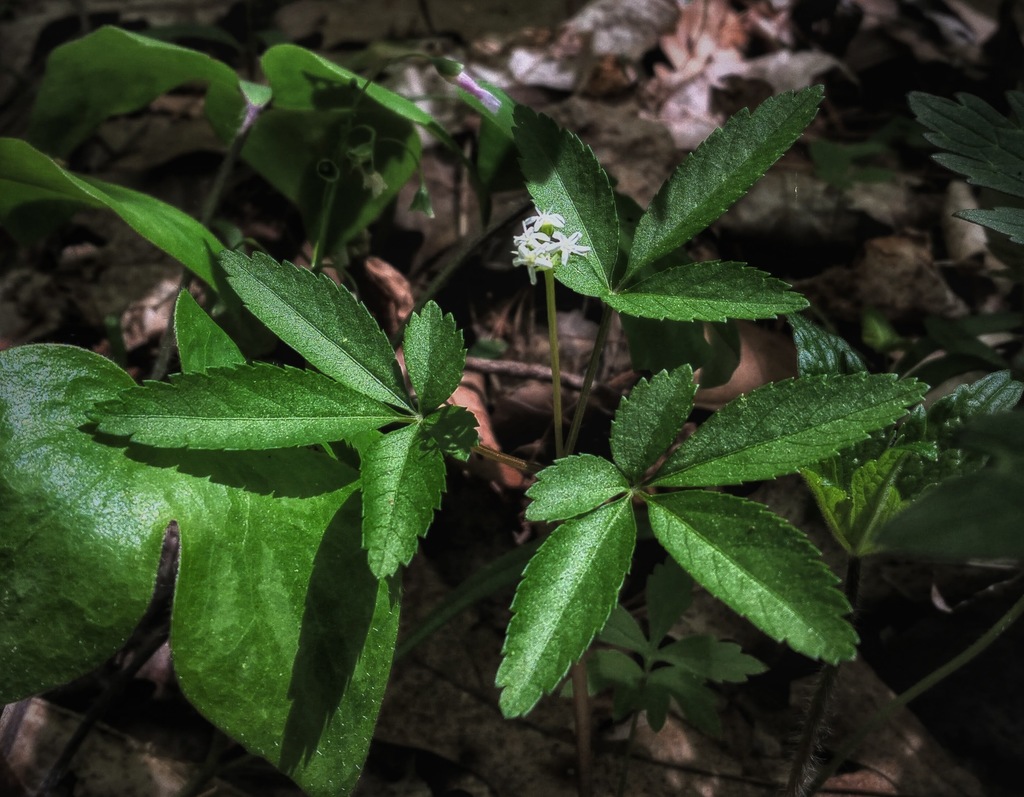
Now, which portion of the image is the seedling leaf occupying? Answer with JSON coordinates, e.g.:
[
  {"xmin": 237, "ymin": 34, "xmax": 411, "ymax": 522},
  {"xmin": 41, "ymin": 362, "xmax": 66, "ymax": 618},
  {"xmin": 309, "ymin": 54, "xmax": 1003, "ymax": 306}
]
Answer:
[
  {"xmin": 598, "ymin": 605, "xmax": 652, "ymax": 656},
  {"xmin": 908, "ymin": 90, "xmax": 1024, "ymax": 199},
  {"xmin": 654, "ymin": 636, "xmax": 766, "ymax": 682},
  {"xmin": 789, "ymin": 313, "xmax": 868, "ymax": 377},
  {"xmin": 645, "ymin": 558, "xmax": 694, "ymax": 645}
]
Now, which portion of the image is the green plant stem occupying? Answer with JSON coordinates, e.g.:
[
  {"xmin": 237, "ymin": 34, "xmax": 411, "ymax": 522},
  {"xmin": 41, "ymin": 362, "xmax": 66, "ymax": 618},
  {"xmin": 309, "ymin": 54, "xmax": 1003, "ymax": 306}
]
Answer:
[
  {"xmin": 565, "ymin": 303, "xmax": 613, "ymax": 455},
  {"xmin": 543, "ymin": 269, "xmax": 564, "ymax": 458},
  {"xmin": 807, "ymin": 577, "xmax": 1024, "ymax": 795},
  {"xmin": 541, "ymin": 265, "xmax": 593, "ymax": 795},
  {"xmin": 784, "ymin": 556, "xmax": 861, "ymax": 797}
]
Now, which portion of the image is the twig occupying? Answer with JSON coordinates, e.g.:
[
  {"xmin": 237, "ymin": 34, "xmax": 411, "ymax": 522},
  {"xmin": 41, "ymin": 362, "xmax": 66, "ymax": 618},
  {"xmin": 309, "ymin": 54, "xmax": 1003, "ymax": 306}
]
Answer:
[{"xmin": 465, "ymin": 356, "xmax": 586, "ymax": 390}]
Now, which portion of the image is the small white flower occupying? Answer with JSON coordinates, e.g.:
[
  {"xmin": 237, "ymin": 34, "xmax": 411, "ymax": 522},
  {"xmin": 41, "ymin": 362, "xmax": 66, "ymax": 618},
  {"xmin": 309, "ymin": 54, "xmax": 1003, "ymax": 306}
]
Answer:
[
  {"xmin": 511, "ymin": 208, "xmax": 590, "ymax": 284},
  {"xmin": 549, "ymin": 230, "xmax": 590, "ymax": 263},
  {"xmin": 523, "ymin": 211, "xmax": 565, "ymax": 232}
]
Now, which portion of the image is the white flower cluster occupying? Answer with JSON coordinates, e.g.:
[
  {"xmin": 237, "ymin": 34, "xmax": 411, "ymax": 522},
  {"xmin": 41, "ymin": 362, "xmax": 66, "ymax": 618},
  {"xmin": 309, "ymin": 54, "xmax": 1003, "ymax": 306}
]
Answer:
[{"xmin": 511, "ymin": 210, "xmax": 591, "ymax": 285}]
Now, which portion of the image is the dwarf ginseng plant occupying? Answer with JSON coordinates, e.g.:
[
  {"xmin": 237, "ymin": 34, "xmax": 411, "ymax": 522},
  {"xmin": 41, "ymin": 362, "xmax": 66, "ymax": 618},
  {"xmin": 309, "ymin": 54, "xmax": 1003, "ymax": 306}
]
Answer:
[{"xmin": 2, "ymin": 59, "xmax": 926, "ymax": 797}]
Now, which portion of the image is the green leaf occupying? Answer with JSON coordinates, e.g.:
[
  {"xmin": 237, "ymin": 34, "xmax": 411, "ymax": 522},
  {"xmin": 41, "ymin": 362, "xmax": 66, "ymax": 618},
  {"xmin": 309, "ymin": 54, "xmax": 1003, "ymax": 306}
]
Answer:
[
  {"xmin": 608, "ymin": 261, "xmax": 808, "ymax": 323},
  {"xmin": 497, "ymin": 498, "xmax": 636, "ymax": 717},
  {"xmin": 957, "ymin": 408, "xmax": 1024, "ymax": 459},
  {"xmin": 403, "ymin": 301, "xmax": 466, "ymax": 411},
  {"xmin": 218, "ymin": 251, "xmax": 410, "ymax": 409},
  {"xmin": 525, "ymin": 454, "xmax": 629, "ymax": 522},
  {"xmin": 261, "ymin": 44, "xmax": 461, "ymax": 154},
  {"xmin": 91, "ymin": 363, "xmax": 402, "ymax": 449},
  {"xmin": 624, "ymin": 86, "xmax": 824, "ymax": 281},
  {"xmin": 589, "ymin": 648, "xmax": 645, "ymax": 692},
  {"xmin": 361, "ymin": 423, "xmax": 446, "ymax": 578},
  {"xmin": 421, "ymin": 404, "xmax": 478, "ymax": 461},
  {"xmin": 840, "ymin": 447, "xmax": 910, "ymax": 554},
  {"xmin": 28, "ymin": 25, "xmax": 241, "ymax": 158},
  {"xmin": 645, "ymin": 559, "xmax": 694, "ymax": 645},
  {"xmin": 2, "ymin": 345, "xmax": 396, "ymax": 796},
  {"xmin": 598, "ymin": 605, "xmax": 652, "ymax": 656},
  {"xmin": 653, "ymin": 374, "xmax": 924, "ymax": 488},
  {"xmin": 512, "ymin": 105, "xmax": 619, "ymax": 297},
  {"xmin": 654, "ymin": 636, "xmax": 766, "ymax": 682},
  {"xmin": 908, "ymin": 90, "xmax": 1024, "ymax": 199},
  {"xmin": 610, "ymin": 366, "xmax": 696, "ymax": 483},
  {"xmin": 250, "ymin": 46, "xmax": 424, "ymax": 253},
  {"xmin": 956, "ymin": 206, "xmax": 1024, "ymax": 246},
  {"xmin": 895, "ymin": 370, "xmax": 1023, "ymax": 498},
  {"xmin": 0, "ymin": 138, "xmax": 221, "ymax": 282},
  {"xmin": 173, "ymin": 290, "xmax": 246, "ymax": 373},
  {"xmin": 789, "ymin": 313, "xmax": 867, "ymax": 377},
  {"xmin": 876, "ymin": 469, "xmax": 1024, "ymax": 560},
  {"xmin": 647, "ymin": 490, "xmax": 857, "ymax": 663},
  {"xmin": 0, "ymin": 345, "xmax": 167, "ymax": 700},
  {"xmin": 646, "ymin": 666, "xmax": 721, "ymax": 735},
  {"xmin": 173, "ymin": 490, "xmax": 399, "ymax": 797}
]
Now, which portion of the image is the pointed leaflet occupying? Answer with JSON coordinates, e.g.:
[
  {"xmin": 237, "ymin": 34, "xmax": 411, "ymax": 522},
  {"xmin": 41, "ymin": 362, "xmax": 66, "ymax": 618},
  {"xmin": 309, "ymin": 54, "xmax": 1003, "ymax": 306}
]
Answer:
[
  {"xmin": 513, "ymin": 105, "xmax": 618, "ymax": 297},
  {"xmin": 598, "ymin": 605, "xmax": 652, "ymax": 656},
  {"xmin": 403, "ymin": 301, "xmax": 466, "ymax": 411},
  {"xmin": 647, "ymin": 490, "xmax": 857, "ymax": 663},
  {"xmin": 1, "ymin": 345, "xmax": 396, "ymax": 797},
  {"xmin": 608, "ymin": 261, "xmax": 808, "ymax": 323},
  {"xmin": 654, "ymin": 636, "xmax": 765, "ymax": 683},
  {"xmin": 218, "ymin": 251, "xmax": 411, "ymax": 409},
  {"xmin": 789, "ymin": 312, "xmax": 867, "ymax": 377},
  {"xmin": 908, "ymin": 90, "xmax": 1024, "ymax": 199},
  {"xmin": 91, "ymin": 363, "xmax": 402, "ymax": 449},
  {"xmin": 644, "ymin": 558, "xmax": 694, "ymax": 646},
  {"xmin": 624, "ymin": 86, "xmax": 823, "ymax": 282},
  {"xmin": 653, "ymin": 374, "xmax": 924, "ymax": 488},
  {"xmin": 610, "ymin": 366, "xmax": 696, "ymax": 483},
  {"xmin": 361, "ymin": 423, "xmax": 446, "ymax": 578},
  {"xmin": 497, "ymin": 498, "xmax": 636, "ymax": 717},
  {"xmin": 173, "ymin": 290, "xmax": 246, "ymax": 373},
  {"xmin": 525, "ymin": 454, "xmax": 629, "ymax": 522},
  {"xmin": 0, "ymin": 138, "xmax": 221, "ymax": 282},
  {"xmin": 421, "ymin": 404, "xmax": 478, "ymax": 461}
]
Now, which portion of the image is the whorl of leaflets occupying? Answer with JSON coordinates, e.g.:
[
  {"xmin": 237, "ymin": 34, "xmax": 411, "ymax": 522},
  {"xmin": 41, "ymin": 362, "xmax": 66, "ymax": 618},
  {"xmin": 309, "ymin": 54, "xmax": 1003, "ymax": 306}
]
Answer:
[{"xmin": 511, "ymin": 209, "xmax": 591, "ymax": 284}]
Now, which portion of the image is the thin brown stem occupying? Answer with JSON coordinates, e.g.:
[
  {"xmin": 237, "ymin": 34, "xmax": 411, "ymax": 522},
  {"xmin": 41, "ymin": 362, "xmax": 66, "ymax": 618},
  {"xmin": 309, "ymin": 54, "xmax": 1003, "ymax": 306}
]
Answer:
[{"xmin": 784, "ymin": 557, "xmax": 861, "ymax": 797}]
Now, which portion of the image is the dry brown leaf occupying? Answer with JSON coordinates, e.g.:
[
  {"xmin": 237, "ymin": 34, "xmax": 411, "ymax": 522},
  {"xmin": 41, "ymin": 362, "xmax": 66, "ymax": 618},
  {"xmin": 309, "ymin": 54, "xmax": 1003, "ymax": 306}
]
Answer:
[
  {"xmin": 695, "ymin": 321, "xmax": 799, "ymax": 410},
  {"xmin": 363, "ymin": 256, "xmax": 415, "ymax": 336}
]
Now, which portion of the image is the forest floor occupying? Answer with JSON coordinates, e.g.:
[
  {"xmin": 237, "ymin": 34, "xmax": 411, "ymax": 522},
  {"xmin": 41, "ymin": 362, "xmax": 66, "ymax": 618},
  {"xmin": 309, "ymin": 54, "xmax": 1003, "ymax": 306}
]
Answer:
[{"xmin": 1, "ymin": 1, "xmax": 1023, "ymax": 796}]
